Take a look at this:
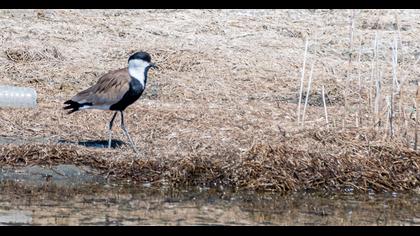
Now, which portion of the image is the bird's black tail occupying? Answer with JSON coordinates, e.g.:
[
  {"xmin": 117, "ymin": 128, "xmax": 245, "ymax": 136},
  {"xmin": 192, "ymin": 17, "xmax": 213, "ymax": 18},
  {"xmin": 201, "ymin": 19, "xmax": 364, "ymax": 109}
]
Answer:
[{"xmin": 63, "ymin": 100, "xmax": 81, "ymax": 114}]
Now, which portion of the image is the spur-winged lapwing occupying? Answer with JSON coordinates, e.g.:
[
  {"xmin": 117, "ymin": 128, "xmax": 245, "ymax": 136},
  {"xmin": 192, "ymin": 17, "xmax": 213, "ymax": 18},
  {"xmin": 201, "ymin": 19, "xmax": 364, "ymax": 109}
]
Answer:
[{"xmin": 64, "ymin": 51, "xmax": 157, "ymax": 153}]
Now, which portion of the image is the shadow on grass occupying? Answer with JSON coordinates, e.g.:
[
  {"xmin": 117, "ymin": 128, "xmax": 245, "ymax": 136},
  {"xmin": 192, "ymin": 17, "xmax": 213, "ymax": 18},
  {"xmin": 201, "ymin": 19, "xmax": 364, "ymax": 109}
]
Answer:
[{"xmin": 58, "ymin": 139, "xmax": 125, "ymax": 149}]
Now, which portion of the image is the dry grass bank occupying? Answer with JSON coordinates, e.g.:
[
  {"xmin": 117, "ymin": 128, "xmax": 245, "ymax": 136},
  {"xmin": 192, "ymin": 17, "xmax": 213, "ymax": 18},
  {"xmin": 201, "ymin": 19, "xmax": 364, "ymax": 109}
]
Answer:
[
  {"xmin": 1, "ymin": 128, "xmax": 418, "ymax": 192},
  {"xmin": 0, "ymin": 9, "xmax": 419, "ymax": 192}
]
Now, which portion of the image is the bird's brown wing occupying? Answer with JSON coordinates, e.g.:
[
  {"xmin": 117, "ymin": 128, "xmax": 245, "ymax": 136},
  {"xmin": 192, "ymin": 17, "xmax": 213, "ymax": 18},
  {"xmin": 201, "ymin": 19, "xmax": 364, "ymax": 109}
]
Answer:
[{"xmin": 72, "ymin": 68, "xmax": 131, "ymax": 106}]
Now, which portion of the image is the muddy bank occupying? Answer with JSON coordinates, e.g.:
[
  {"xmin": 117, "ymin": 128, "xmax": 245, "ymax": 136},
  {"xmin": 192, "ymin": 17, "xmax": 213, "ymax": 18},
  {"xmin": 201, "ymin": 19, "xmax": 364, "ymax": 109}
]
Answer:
[{"xmin": 0, "ymin": 164, "xmax": 106, "ymax": 186}]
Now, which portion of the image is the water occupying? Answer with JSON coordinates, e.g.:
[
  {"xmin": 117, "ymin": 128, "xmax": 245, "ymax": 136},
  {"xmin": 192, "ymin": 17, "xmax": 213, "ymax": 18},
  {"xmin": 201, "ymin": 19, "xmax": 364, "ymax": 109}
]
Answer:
[{"xmin": 0, "ymin": 181, "xmax": 418, "ymax": 225}]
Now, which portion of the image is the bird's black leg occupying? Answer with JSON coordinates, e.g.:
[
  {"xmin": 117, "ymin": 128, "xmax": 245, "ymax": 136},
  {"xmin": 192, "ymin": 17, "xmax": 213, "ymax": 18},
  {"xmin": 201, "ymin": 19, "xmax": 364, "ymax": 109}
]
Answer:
[
  {"xmin": 108, "ymin": 111, "xmax": 118, "ymax": 148},
  {"xmin": 120, "ymin": 111, "xmax": 139, "ymax": 154}
]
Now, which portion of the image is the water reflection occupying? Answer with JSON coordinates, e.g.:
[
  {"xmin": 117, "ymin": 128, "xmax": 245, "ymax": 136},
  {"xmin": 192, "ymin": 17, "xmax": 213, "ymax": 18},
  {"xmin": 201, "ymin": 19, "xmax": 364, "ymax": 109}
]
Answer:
[{"xmin": 0, "ymin": 181, "xmax": 418, "ymax": 225}]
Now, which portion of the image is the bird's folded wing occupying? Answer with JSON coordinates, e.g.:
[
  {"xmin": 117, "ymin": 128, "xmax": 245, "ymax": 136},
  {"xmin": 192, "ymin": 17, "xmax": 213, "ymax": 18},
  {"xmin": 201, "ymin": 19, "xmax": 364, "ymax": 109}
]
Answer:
[{"xmin": 71, "ymin": 69, "xmax": 131, "ymax": 106}]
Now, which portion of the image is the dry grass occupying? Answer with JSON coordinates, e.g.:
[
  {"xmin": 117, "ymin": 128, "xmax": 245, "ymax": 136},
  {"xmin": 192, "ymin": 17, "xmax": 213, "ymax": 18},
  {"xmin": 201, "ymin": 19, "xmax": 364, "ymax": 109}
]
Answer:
[
  {"xmin": 0, "ymin": 9, "xmax": 419, "ymax": 192},
  {"xmin": 0, "ymin": 127, "xmax": 418, "ymax": 193},
  {"xmin": 5, "ymin": 46, "xmax": 63, "ymax": 63}
]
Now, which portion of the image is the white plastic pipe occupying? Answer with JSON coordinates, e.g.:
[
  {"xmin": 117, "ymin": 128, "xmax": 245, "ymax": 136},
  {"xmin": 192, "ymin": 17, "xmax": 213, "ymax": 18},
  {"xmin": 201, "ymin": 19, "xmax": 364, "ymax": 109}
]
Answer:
[{"xmin": 0, "ymin": 85, "xmax": 37, "ymax": 108}]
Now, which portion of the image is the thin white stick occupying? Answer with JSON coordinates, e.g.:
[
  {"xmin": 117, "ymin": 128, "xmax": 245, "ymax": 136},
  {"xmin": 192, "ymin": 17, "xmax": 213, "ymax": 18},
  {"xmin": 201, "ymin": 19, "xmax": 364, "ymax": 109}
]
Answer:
[
  {"xmin": 415, "ymin": 85, "xmax": 419, "ymax": 150},
  {"xmin": 374, "ymin": 71, "xmax": 382, "ymax": 127},
  {"xmin": 357, "ymin": 39, "xmax": 363, "ymax": 127},
  {"xmin": 297, "ymin": 39, "xmax": 309, "ymax": 125},
  {"xmin": 392, "ymin": 35, "xmax": 399, "ymax": 92},
  {"xmin": 348, "ymin": 9, "xmax": 356, "ymax": 63},
  {"xmin": 391, "ymin": 35, "xmax": 399, "ymax": 137},
  {"xmin": 302, "ymin": 61, "xmax": 315, "ymax": 126},
  {"xmin": 322, "ymin": 85, "xmax": 329, "ymax": 126},
  {"xmin": 374, "ymin": 32, "xmax": 380, "ymax": 94},
  {"xmin": 369, "ymin": 33, "xmax": 378, "ymax": 113},
  {"xmin": 373, "ymin": 32, "xmax": 381, "ymax": 127},
  {"xmin": 386, "ymin": 95, "xmax": 393, "ymax": 138}
]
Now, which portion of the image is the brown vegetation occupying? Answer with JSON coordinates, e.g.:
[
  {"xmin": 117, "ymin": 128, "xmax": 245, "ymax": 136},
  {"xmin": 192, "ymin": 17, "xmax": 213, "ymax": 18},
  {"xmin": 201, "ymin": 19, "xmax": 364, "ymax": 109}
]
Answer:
[{"xmin": 0, "ymin": 10, "xmax": 419, "ymax": 192}]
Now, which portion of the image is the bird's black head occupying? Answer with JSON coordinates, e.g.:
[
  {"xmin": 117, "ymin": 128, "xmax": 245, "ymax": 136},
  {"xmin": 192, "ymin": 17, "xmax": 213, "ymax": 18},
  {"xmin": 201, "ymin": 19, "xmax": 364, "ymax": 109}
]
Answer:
[{"xmin": 128, "ymin": 51, "xmax": 151, "ymax": 63}]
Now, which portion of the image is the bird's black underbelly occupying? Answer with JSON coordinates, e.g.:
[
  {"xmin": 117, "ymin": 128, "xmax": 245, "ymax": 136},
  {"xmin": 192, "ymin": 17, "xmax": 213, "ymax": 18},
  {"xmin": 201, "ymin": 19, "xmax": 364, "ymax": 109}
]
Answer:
[{"xmin": 110, "ymin": 78, "xmax": 144, "ymax": 111}]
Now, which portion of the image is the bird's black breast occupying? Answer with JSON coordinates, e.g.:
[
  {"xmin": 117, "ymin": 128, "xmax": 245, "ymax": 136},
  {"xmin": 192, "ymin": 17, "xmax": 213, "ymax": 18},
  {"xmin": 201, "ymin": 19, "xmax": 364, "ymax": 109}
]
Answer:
[{"xmin": 109, "ymin": 78, "xmax": 144, "ymax": 111}]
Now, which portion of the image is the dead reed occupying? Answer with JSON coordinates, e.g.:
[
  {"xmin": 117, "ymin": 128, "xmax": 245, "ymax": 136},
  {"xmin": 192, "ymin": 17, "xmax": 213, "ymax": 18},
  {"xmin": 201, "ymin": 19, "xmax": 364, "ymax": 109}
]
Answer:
[{"xmin": 0, "ymin": 127, "xmax": 418, "ymax": 193}]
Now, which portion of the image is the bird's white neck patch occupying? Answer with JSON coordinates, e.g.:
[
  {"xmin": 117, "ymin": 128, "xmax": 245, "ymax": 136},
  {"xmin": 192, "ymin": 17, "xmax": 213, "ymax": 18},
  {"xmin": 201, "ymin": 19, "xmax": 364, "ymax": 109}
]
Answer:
[{"xmin": 128, "ymin": 59, "xmax": 149, "ymax": 87}]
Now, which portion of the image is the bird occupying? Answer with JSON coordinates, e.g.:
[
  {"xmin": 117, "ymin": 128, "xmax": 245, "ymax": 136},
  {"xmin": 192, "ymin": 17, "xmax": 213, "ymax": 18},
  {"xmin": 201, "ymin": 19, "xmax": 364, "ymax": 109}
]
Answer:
[{"xmin": 63, "ymin": 51, "xmax": 157, "ymax": 154}]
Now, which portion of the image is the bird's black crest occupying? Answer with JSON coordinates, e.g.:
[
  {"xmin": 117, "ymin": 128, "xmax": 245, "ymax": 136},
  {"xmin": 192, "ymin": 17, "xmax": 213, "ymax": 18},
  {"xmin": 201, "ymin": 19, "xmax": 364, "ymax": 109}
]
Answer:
[{"xmin": 128, "ymin": 51, "xmax": 151, "ymax": 63}]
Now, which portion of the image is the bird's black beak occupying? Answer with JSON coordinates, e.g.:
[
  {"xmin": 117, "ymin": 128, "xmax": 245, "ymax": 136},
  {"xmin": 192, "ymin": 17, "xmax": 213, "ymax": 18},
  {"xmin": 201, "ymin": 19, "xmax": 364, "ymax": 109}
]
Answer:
[{"xmin": 150, "ymin": 63, "xmax": 158, "ymax": 69}]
